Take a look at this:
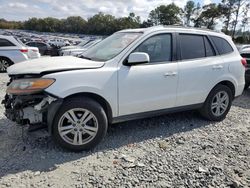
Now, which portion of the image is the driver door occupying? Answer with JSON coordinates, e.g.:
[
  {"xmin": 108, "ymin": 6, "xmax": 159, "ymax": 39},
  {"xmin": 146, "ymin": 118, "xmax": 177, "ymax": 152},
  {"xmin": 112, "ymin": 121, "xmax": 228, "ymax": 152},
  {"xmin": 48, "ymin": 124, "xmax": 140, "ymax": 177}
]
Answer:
[{"xmin": 118, "ymin": 33, "xmax": 178, "ymax": 116}]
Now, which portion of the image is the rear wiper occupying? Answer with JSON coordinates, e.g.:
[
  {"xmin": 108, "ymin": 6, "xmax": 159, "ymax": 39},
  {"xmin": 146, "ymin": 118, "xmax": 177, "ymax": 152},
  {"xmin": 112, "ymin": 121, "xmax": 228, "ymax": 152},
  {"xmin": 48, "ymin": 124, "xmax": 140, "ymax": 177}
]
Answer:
[{"xmin": 79, "ymin": 55, "xmax": 91, "ymax": 60}]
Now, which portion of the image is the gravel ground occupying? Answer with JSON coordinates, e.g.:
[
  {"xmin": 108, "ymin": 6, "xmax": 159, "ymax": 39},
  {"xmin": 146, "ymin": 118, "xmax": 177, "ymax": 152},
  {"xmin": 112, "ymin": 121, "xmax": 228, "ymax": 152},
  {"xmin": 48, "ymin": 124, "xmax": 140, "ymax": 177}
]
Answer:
[{"xmin": 0, "ymin": 73, "xmax": 249, "ymax": 188}]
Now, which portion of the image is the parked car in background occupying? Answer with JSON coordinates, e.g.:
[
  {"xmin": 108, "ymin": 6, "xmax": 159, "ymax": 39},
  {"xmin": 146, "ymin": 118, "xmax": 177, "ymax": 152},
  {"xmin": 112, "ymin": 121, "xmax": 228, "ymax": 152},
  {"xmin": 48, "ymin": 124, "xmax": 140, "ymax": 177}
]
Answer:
[
  {"xmin": 48, "ymin": 38, "xmax": 70, "ymax": 47},
  {"xmin": 62, "ymin": 39, "xmax": 102, "ymax": 56},
  {"xmin": 3, "ymin": 26, "xmax": 245, "ymax": 151},
  {"xmin": 26, "ymin": 41, "xmax": 52, "ymax": 55},
  {"xmin": 240, "ymin": 47, "xmax": 250, "ymax": 89},
  {"xmin": 239, "ymin": 45, "xmax": 250, "ymax": 52},
  {"xmin": 0, "ymin": 35, "xmax": 40, "ymax": 72},
  {"xmin": 59, "ymin": 39, "xmax": 90, "ymax": 55}
]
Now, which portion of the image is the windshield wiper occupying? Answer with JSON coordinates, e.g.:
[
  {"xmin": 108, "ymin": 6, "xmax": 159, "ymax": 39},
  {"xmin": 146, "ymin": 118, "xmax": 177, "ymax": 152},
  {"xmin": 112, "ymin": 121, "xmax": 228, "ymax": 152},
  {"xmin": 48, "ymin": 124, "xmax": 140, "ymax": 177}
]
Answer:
[{"xmin": 79, "ymin": 55, "xmax": 92, "ymax": 60}]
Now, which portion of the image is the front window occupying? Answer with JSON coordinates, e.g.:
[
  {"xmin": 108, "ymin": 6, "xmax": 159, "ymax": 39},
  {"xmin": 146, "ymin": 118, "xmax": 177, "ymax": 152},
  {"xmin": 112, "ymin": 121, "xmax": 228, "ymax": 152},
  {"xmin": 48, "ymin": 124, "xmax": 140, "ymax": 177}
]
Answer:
[
  {"xmin": 133, "ymin": 34, "xmax": 172, "ymax": 63},
  {"xmin": 82, "ymin": 32, "xmax": 142, "ymax": 61}
]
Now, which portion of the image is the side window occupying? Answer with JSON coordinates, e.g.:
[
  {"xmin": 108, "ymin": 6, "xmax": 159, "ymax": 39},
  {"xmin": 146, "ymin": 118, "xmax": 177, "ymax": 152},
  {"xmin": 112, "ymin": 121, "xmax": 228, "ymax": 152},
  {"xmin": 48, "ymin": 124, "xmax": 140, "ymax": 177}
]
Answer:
[
  {"xmin": 204, "ymin": 37, "xmax": 215, "ymax": 57},
  {"xmin": 133, "ymin": 34, "xmax": 172, "ymax": 63},
  {"xmin": 210, "ymin": 36, "xmax": 233, "ymax": 55},
  {"xmin": 28, "ymin": 42, "xmax": 36, "ymax": 46},
  {"xmin": 37, "ymin": 43, "xmax": 46, "ymax": 47},
  {"xmin": 0, "ymin": 39, "xmax": 15, "ymax": 47},
  {"xmin": 180, "ymin": 34, "xmax": 205, "ymax": 60}
]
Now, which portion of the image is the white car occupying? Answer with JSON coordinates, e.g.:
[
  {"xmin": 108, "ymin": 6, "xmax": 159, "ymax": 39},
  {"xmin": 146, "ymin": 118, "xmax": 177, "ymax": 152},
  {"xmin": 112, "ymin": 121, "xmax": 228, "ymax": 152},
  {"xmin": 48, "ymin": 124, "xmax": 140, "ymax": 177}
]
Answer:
[
  {"xmin": 3, "ymin": 26, "xmax": 245, "ymax": 151},
  {"xmin": 61, "ymin": 39, "xmax": 102, "ymax": 56},
  {"xmin": 239, "ymin": 45, "xmax": 250, "ymax": 52},
  {"xmin": 48, "ymin": 38, "xmax": 69, "ymax": 47},
  {"xmin": 0, "ymin": 35, "xmax": 40, "ymax": 72},
  {"xmin": 60, "ymin": 39, "xmax": 90, "ymax": 51}
]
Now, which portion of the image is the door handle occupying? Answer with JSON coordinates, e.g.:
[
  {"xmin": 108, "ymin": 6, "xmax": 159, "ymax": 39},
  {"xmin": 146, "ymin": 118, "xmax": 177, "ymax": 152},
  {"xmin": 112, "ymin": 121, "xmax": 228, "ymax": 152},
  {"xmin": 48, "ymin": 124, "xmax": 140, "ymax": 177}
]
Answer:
[
  {"xmin": 212, "ymin": 65, "xmax": 223, "ymax": 70},
  {"xmin": 164, "ymin": 72, "xmax": 177, "ymax": 77}
]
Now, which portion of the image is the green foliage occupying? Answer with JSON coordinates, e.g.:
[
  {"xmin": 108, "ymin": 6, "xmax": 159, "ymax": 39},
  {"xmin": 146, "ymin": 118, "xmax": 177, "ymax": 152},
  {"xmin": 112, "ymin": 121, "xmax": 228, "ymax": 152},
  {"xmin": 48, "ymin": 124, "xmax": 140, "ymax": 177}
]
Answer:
[
  {"xmin": 0, "ymin": 0, "xmax": 249, "ymax": 44},
  {"xmin": 184, "ymin": 1, "xmax": 196, "ymax": 26},
  {"xmin": 0, "ymin": 19, "xmax": 23, "ymax": 29},
  {"xmin": 148, "ymin": 3, "xmax": 182, "ymax": 25},
  {"xmin": 196, "ymin": 3, "xmax": 223, "ymax": 29},
  {"xmin": 2, "ymin": 12, "xmax": 141, "ymax": 35}
]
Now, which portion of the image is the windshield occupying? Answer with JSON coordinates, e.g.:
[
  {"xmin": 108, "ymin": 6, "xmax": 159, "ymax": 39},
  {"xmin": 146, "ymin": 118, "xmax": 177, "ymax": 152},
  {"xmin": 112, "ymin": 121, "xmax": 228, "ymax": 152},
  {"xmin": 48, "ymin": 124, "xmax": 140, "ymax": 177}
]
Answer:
[
  {"xmin": 78, "ymin": 40, "xmax": 89, "ymax": 47},
  {"xmin": 82, "ymin": 32, "xmax": 142, "ymax": 61},
  {"xmin": 15, "ymin": 37, "xmax": 27, "ymax": 47},
  {"xmin": 83, "ymin": 40, "xmax": 101, "ymax": 49}
]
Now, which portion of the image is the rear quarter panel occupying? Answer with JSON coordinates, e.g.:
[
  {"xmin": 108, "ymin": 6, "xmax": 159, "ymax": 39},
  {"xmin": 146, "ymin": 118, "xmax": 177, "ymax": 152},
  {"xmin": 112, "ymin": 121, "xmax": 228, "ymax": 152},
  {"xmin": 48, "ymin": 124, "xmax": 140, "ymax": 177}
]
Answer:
[{"xmin": 0, "ymin": 49, "xmax": 28, "ymax": 63}]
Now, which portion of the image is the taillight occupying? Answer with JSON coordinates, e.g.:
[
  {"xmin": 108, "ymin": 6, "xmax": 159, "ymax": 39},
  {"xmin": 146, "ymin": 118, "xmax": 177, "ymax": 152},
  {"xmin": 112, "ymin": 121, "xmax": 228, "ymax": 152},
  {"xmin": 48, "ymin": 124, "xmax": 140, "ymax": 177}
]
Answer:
[
  {"xmin": 32, "ymin": 49, "xmax": 38, "ymax": 52},
  {"xmin": 241, "ymin": 58, "xmax": 247, "ymax": 68},
  {"xmin": 20, "ymin": 49, "xmax": 28, "ymax": 53}
]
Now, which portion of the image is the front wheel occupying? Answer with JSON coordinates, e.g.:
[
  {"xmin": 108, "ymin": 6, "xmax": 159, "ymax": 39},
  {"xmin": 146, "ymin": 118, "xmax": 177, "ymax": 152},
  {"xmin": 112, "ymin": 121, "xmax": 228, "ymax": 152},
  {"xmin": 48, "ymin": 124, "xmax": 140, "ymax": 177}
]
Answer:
[
  {"xmin": 200, "ymin": 85, "xmax": 233, "ymax": 121},
  {"xmin": 52, "ymin": 97, "xmax": 108, "ymax": 151}
]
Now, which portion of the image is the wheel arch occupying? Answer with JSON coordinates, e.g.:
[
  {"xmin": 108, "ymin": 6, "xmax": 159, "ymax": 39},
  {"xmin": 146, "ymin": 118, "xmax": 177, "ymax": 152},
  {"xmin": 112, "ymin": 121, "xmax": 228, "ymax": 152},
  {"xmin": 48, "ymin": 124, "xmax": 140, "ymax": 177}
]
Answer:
[
  {"xmin": 208, "ymin": 80, "xmax": 236, "ymax": 100},
  {"xmin": 47, "ymin": 92, "xmax": 113, "ymax": 135},
  {"xmin": 214, "ymin": 80, "xmax": 235, "ymax": 97},
  {"xmin": 0, "ymin": 56, "xmax": 14, "ymax": 64},
  {"xmin": 64, "ymin": 92, "xmax": 113, "ymax": 123}
]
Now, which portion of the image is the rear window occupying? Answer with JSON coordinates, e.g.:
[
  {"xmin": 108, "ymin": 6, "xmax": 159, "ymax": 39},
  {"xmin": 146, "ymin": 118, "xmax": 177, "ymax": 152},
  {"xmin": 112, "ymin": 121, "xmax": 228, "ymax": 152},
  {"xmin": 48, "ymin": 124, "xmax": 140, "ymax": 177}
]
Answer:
[
  {"xmin": 210, "ymin": 36, "xmax": 233, "ymax": 55},
  {"xmin": 180, "ymin": 34, "xmax": 205, "ymax": 60},
  {"xmin": 241, "ymin": 53, "xmax": 250, "ymax": 59},
  {"xmin": 0, "ymin": 39, "xmax": 15, "ymax": 47}
]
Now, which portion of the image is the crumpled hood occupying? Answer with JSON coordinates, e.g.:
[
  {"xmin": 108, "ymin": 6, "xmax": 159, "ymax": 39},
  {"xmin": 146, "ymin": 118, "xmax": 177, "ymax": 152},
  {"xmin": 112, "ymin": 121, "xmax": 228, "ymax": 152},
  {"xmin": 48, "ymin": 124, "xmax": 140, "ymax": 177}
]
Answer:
[{"xmin": 7, "ymin": 56, "xmax": 104, "ymax": 75}]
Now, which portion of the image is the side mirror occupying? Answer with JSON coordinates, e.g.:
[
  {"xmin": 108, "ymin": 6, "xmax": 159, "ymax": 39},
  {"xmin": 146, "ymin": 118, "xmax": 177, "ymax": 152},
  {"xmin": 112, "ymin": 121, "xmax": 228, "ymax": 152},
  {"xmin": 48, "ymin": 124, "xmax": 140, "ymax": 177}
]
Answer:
[{"xmin": 126, "ymin": 52, "xmax": 150, "ymax": 65}]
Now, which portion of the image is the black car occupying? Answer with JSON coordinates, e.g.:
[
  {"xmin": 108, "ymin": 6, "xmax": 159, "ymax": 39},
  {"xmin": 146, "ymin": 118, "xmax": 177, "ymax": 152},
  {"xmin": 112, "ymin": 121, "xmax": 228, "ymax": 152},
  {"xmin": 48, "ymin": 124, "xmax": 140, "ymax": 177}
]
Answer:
[{"xmin": 26, "ymin": 41, "xmax": 52, "ymax": 55}]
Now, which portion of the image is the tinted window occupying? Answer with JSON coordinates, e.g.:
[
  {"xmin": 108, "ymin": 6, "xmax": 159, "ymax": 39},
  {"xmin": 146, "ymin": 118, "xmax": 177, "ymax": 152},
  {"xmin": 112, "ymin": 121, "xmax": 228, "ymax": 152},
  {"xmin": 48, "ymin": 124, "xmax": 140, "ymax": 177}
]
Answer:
[
  {"xmin": 37, "ymin": 43, "xmax": 46, "ymax": 47},
  {"xmin": 241, "ymin": 53, "xmax": 250, "ymax": 58},
  {"xmin": 180, "ymin": 34, "xmax": 205, "ymax": 60},
  {"xmin": 27, "ymin": 42, "xmax": 36, "ymax": 46},
  {"xmin": 134, "ymin": 34, "xmax": 172, "ymax": 63},
  {"xmin": 0, "ymin": 39, "xmax": 15, "ymax": 47},
  {"xmin": 210, "ymin": 36, "xmax": 233, "ymax": 55},
  {"xmin": 204, "ymin": 37, "xmax": 215, "ymax": 57}
]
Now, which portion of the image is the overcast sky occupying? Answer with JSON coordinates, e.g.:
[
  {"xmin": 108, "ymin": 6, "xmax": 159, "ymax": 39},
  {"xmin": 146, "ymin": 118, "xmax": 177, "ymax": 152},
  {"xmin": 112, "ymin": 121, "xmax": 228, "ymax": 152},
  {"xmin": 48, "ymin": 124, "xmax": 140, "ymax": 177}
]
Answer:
[{"xmin": 0, "ymin": 0, "xmax": 223, "ymax": 21}]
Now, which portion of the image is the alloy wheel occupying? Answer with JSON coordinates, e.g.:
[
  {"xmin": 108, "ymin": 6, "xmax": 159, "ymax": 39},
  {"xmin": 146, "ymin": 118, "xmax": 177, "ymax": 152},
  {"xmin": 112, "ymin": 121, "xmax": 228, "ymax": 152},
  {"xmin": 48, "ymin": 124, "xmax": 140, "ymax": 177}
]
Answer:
[
  {"xmin": 0, "ymin": 59, "xmax": 10, "ymax": 72},
  {"xmin": 58, "ymin": 108, "xmax": 98, "ymax": 146},
  {"xmin": 211, "ymin": 91, "xmax": 229, "ymax": 117}
]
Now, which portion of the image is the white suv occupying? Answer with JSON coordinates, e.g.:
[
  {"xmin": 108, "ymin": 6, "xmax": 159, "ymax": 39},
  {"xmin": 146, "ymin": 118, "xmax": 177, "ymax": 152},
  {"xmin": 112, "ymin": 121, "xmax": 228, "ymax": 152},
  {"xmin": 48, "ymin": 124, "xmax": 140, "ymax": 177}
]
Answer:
[
  {"xmin": 3, "ymin": 26, "xmax": 245, "ymax": 151},
  {"xmin": 0, "ymin": 35, "xmax": 40, "ymax": 72}
]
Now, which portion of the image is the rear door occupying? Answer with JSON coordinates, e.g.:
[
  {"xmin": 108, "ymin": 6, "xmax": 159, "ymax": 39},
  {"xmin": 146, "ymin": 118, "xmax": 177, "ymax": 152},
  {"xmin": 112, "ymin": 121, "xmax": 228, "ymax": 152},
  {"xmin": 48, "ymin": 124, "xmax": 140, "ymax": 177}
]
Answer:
[{"xmin": 176, "ymin": 33, "xmax": 225, "ymax": 107}]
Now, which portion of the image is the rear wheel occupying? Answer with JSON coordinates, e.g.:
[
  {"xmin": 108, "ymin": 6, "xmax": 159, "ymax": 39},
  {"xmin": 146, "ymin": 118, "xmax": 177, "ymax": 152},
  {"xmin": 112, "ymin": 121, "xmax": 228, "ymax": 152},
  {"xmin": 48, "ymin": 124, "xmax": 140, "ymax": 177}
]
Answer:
[
  {"xmin": 52, "ymin": 97, "xmax": 108, "ymax": 151},
  {"xmin": 0, "ymin": 57, "xmax": 13, "ymax": 73},
  {"xmin": 200, "ymin": 85, "xmax": 233, "ymax": 121}
]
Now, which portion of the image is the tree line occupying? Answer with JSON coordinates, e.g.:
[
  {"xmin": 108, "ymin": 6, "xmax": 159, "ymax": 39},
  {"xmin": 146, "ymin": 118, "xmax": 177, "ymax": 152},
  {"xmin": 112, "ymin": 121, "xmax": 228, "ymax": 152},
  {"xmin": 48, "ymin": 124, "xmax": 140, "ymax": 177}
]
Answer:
[{"xmin": 0, "ymin": 0, "xmax": 249, "ymax": 42}]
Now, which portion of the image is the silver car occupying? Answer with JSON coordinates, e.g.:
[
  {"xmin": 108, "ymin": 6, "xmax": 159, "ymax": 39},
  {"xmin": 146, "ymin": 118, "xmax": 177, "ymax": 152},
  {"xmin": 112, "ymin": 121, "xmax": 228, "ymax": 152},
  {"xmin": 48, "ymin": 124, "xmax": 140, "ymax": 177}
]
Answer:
[{"xmin": 0, "ymin": 35, "xmax": 40, "ymax": 72}]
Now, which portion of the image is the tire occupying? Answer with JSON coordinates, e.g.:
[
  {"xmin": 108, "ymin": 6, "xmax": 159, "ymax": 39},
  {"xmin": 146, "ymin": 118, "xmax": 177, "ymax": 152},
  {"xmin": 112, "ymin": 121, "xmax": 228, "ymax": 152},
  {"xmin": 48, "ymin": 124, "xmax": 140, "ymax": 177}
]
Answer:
[
  {"xmin": 52, "ymin": 97, "xmax": 108, "ymax": 151},
  {"xmin": 200, "ymin": 84, "xmax": 233, "ymax": 121},
  {"xmin": 0, "ymin": 57, "xmax": 13, "ymax": 73},
  {"xmin": 244, "ymin": 82, "xmax": 250, "ymax": 90}
]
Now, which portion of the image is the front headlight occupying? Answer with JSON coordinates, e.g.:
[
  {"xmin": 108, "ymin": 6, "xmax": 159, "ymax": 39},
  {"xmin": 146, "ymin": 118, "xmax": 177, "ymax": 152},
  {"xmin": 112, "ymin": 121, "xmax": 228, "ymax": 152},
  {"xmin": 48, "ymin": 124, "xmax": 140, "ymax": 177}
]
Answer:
[{"xmin": 7, "ymin": 78, "xmax": 55, "ymax": 95}]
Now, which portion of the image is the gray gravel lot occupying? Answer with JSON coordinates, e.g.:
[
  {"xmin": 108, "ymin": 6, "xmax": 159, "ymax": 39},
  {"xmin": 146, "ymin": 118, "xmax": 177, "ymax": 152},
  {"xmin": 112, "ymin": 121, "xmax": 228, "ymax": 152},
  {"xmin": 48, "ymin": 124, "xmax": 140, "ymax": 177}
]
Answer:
[{"xmin": 0, "ymin": 73, "xmax": 249, "ymax": 188}]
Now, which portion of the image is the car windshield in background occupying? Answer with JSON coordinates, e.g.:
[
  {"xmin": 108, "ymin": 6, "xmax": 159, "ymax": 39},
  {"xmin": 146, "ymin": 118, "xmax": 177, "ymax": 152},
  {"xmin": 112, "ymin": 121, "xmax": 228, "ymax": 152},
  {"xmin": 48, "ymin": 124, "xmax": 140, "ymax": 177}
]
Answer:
[
  {"xmin": 82, "ymin": 32, "xmax": 142, "ymax": 61},
  {"xmin": 15, "ymin": 37, "xmax": 27, "ymax": 47}
]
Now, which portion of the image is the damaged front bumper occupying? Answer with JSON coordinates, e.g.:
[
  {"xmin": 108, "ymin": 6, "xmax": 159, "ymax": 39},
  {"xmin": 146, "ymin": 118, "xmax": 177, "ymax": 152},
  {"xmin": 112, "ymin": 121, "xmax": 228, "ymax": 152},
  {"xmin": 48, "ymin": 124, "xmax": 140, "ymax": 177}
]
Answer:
[{"xmin": 2, "ymin": 93, "xmax": 63, "ymax": 133}]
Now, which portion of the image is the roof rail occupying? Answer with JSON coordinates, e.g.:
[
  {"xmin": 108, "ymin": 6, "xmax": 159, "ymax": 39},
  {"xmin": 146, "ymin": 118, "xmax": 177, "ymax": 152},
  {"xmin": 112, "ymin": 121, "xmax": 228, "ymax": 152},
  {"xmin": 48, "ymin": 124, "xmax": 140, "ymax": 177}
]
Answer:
[{"xmin": 149, "ymin": 25, "xmax": 223, "ymax": 34}]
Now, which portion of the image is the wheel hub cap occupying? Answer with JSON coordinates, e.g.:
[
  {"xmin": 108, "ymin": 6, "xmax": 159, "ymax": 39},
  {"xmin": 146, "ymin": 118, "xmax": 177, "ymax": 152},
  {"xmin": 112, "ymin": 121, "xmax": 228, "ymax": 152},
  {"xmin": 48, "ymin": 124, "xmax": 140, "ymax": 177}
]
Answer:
[
  {"xmin": 211, "ymin": 91, "xmax": 229, "ymax": 117},
  {"xmin": 0, "ymin": 59, "xmax": 9, "ymax": 71},
  {"xmin": 58, "ymin": 108, "xmax": 98, "ymax": 146}
]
